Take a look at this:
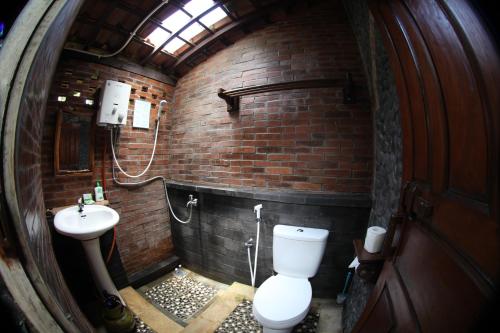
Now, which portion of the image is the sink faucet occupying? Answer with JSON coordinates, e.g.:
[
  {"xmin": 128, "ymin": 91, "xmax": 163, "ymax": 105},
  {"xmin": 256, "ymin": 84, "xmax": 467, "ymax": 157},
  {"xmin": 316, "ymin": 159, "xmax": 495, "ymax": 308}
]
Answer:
[{"xmin": 78, "ymin": 198, "xmax": 84, "ymax": 213}]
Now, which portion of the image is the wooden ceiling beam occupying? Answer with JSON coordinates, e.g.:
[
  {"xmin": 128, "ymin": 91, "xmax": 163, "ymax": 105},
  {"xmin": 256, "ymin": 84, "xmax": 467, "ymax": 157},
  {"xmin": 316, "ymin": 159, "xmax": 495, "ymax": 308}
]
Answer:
[
  {"xmin": 149, "ymin": 17, "xmax": 173, "ymax": 33},
  {"xmin": 84, "ymin": 0, "xmax": 120, "ymax": 49},
  {"xmin": 115, "ymin": 1, "xmax": 149, "ymax": 18},
  {"xmin": 75, "ymin": 15, "xmax": 157, "ymax": 50},
  {"xmin": 62, "ymin": 50, "xmax": 176, "ymax": 85},
  {"xmin": 74, "ymin": 17, "xmax": 184, "ymax": 65},
  {"xmin": 216, "ymin": 0, "xmax": 238, "ymax": 20}
]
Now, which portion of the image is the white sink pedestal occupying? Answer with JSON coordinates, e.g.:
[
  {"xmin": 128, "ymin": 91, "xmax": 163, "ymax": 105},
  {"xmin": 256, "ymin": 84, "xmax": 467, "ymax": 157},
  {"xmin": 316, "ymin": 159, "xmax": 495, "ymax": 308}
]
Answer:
[
  {"xmin": 54, "ymin": 205, "xmax": 124, "ymax": 305},
  {"xmin": 81, "ymin": 237, "xmax": 125, "ymax": 305}
]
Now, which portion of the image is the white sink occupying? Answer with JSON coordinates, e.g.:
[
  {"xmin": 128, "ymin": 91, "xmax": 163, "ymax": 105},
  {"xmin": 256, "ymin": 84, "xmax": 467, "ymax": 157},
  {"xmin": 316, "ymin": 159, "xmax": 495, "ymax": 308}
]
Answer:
[
  {"xmin": 54, "ymin": 205, "xmax": 119, "ymax": 240},
  {"xmin": 54, "ymin": 204, "xmax": 125, "ymax": 304}
]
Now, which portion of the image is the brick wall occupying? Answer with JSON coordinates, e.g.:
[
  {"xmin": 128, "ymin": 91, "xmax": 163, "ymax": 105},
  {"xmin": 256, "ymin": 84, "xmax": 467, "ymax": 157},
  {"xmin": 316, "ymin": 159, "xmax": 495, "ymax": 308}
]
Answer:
[
  {"xmin": 42, "ymin": 0, "xmax": 373, "ymax": 284},
  {"xmin": 171, "ymin": 1, "xmax": 373, "ymax": 192},
  {"xmin": 42, "ymin": 58, "xmax": 175, "ymax": 276}
]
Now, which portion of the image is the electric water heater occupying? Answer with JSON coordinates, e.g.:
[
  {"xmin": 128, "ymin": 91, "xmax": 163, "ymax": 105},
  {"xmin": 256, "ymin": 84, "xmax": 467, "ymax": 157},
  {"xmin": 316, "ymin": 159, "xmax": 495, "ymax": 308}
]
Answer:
[{"xmin": 97, "ymin": 80, "xmax": 132, "ymax": 127}]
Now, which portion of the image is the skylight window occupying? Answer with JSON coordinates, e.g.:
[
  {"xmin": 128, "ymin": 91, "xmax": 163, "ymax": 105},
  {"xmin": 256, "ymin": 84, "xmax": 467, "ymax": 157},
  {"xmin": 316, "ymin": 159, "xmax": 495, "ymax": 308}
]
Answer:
[
  {"xmin": 164, "ymin": 38, "xmax": 186, "ymax": 54},
  {"xmin": 163, "ymin": 11, "xmax": 190, "ymax": 32},
  {"xmin": 180, "ymin": 22, "xmax": 204, "ymax": 41},
  {"xmin": 184, "ymin": 0, "xmax": 214, "ymax": 16},
  {"xmin": 146, "ymin": 0, "xmax": 227, "ymax": 54},
  {"xmin": 200, "ymin": 7, "xmax": 227, "ymax": 27}
]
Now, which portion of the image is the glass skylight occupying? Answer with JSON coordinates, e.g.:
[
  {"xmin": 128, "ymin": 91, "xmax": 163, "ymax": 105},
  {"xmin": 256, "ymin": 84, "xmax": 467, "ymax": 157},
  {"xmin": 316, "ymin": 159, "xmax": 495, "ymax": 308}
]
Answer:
[
  {"xmin": 184, "ymin": 0, "xmax": 214, "ymax": 16},
  {"xmin": 200, "ymin": 7, "xmax": 227, "ymax": 27},
  {"xmin": 146, "ymin": 0, "xmax": 227, "ymax": 54},
  {"xmin": 163, "ymin": 10, "xmax": 190, "ymax": 32}
]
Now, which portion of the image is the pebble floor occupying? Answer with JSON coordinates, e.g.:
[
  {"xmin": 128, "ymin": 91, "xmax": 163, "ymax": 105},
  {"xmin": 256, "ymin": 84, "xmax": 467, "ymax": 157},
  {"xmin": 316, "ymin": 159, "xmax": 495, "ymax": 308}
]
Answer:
[
  {"xmin": 133, "ymin": 315, "xmax": 155, "ymax": 333},
  {"xmin": 144, "ymin": 274, "xmax": 217, "ymax": 322},
  {"xmin": 215, "ymin": 300, "xmax": 320, "ymax": 333}
]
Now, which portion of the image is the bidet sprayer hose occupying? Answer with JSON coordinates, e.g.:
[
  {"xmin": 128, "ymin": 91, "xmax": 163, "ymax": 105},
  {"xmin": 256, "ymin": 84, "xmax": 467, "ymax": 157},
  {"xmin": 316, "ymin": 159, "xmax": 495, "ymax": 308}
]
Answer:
[
  {"xmin": 247, "ymin": 205, "xmax": 262, "ymax": 287},
  {"xmin": 252, "ymin": 220, "xmax": 260, "ymax": 287}
]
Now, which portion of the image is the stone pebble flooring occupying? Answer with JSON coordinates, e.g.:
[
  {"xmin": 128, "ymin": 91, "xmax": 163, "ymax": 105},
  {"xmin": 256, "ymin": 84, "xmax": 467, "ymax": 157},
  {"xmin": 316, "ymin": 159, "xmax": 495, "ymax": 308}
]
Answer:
[
  {"xmin": 215, "ymin": 300, "xmax": 320, "ymax": 333},
  {"xmin": 133, "ymin": 315, "xmax": 155, "ymax": 333},
  {"xmin": 144, "ymin": 274, "xmax": 218, "ymax": 322}
]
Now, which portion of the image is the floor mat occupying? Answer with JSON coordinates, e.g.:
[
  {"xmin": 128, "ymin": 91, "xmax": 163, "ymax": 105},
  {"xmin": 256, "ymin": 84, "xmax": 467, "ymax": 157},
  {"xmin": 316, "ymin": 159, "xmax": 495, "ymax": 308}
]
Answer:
[
  {"xmin": 215, "ymin": 300, "xmax": 320, "ymax": 333},
  {"xmin": 143, "ymin": 274, "xmax": 217, "ymax": 323}
]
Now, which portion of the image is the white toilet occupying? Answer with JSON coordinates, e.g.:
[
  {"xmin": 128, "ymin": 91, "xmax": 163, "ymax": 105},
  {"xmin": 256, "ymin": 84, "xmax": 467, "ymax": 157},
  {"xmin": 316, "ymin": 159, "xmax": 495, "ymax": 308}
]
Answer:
[{"xmin": 253, "ymin": 224, "xmax": 329, "ymax": 333}]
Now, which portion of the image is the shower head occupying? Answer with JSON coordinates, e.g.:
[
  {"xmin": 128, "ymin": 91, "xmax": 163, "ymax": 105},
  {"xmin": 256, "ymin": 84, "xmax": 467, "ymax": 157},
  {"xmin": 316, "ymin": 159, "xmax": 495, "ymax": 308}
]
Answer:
[{"xmin": 158, "ymin": 100, "xmax": 168, "ymax": 121}]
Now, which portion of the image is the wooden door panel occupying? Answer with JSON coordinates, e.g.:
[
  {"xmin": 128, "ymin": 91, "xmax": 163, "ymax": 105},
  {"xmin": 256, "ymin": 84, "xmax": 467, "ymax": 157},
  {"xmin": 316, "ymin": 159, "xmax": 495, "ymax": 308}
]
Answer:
[
  {"xmin": 404, "ymin": 0, "xmax": 489, "ymax": 198},
  {"xmin": 442, "ymin": 1, "xmax": 500, "ymax": 215},
  {"xmin": 433, "ymin": 200, "xmax": 499, "ymax": 280},
  {"xmin": 356, "ymin": 261, "xmax": 420, "ymax": 333},
  {"xmin": 355, "ymin": 0, "xmax": 499, "ymax": 332},
  {"xmin": 357, "ymin": 286, "xmax": 395, "ymax": 333},
  {"xmin": 395, "ymin": 222, "xmax": 485, "ymax": 332},
  {"xmin": 388, "ymin": 1, "xmax": 449, "ymax": 192},
  {"xmin": 379, "ymin": 1, "xmax": 430, "ymax": 182}
]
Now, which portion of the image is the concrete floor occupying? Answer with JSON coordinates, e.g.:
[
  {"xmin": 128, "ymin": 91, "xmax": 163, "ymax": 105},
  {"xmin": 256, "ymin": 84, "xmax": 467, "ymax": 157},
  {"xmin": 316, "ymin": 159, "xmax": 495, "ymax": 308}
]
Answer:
[{"xmin": 313, "ymin": 298, "xmax": 343, "ymax": 333}]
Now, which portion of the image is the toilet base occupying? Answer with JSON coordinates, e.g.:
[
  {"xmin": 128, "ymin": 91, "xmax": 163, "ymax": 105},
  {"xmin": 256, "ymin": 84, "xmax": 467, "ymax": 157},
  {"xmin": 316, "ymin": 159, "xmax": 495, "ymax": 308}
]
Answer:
[{"xmin": 263, "ymin": 327, "xmax": 293, "ymax": 333}]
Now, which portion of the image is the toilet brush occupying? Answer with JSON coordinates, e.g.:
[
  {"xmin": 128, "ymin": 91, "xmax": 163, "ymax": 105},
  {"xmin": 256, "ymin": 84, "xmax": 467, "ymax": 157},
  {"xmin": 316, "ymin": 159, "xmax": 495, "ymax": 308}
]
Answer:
[{"xmin": 336, "ymin": 271, "xmax": 353, "ymax": 305}]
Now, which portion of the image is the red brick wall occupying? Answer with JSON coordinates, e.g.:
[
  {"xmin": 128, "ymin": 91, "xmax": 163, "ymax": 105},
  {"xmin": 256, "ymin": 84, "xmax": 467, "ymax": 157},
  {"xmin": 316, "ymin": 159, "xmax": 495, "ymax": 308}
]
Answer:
[
  {"xmin": 42, "ymin": 58, "xmax": 175, "ymax": 276},
  {"xmin": 171, "ymin": 1, "xmax": 373, "ymax": 192},
  {"xmin": 42, "ymin": 1, "xmax": 373, "ymax": 279}
]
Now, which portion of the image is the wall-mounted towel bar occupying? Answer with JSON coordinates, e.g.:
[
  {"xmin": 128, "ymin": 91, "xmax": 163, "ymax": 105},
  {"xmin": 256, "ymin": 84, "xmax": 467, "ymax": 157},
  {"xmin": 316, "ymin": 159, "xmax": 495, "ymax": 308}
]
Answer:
[{"xmin": 217, "ymin": 74, "xmax": 355, "ymax": 112}]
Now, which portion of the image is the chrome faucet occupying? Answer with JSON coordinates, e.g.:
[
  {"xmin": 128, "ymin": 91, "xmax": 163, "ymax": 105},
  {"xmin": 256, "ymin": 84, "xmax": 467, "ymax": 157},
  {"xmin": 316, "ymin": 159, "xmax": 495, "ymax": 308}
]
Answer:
[
  {"xmin": 186, "ymin": 194, "xmax": 198, "ymax": 208},
  {"xmin": 78, "ymin": 198, "xmax": 84, "ymax": 213},
  {"xmin": 245, "ymin": 238, "xmax": 254, "ymax": 248}
]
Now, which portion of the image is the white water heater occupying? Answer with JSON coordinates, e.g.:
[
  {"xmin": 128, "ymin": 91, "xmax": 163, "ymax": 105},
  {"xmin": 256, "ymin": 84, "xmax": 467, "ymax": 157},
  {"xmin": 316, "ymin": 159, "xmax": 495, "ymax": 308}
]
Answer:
[{"xmin": 97, "ymin": 80, "xmax": 132, "ymax": 127}]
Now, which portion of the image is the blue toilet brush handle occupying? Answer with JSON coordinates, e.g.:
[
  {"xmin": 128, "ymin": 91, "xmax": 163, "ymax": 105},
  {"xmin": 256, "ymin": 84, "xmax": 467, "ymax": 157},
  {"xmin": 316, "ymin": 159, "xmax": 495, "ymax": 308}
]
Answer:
[{"xmin": 341, "ymin": 271, "xmax": 353, "ymax": 294}]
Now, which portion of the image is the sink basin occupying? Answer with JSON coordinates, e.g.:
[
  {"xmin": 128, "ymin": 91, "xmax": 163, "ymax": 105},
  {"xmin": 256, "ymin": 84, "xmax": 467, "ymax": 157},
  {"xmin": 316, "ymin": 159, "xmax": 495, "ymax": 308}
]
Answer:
[
  {"xmin": 54, "ymin": 205, "xmax": 119, "ymax": 240},
  {"xmin": 53, "ymin": 204, "xmax": 124, "ymax": 304}
]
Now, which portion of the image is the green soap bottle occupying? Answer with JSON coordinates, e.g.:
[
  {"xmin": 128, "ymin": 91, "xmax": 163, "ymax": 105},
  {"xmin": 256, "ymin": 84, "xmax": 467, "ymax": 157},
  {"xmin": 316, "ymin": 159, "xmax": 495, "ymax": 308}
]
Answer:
[{"xmin": 95, "ymin": 180, "xmax": 104, "ymax": 201}]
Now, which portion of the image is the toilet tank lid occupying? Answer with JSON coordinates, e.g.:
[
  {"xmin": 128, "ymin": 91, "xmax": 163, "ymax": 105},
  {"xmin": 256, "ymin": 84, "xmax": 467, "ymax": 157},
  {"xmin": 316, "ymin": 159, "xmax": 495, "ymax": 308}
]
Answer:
[{"xmin": 274, "ymin": 225, "xmax": 329, "ymax": 242}]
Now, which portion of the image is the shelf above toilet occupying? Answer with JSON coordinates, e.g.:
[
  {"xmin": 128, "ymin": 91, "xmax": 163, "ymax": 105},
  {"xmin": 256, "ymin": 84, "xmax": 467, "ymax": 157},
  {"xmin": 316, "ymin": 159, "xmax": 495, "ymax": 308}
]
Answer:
[{"xmin": 353, "ymin": 239, "xmax": 385, "ymax": 264}]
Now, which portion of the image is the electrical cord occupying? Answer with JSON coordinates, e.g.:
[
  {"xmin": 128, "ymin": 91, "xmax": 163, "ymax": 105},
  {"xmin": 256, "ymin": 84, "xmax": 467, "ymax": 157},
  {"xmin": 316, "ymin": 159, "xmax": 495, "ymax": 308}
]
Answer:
[{"xmin": 64, "ymin": 0, "xmax": 170, "ymax": 59}]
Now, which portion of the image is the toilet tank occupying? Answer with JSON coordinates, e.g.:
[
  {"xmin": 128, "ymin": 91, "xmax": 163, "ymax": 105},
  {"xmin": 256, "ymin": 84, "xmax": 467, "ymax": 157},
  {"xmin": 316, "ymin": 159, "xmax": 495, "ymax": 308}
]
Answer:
[{"xmin": 273, "ymin": 225, "xmax": 329, "ymax": 278}]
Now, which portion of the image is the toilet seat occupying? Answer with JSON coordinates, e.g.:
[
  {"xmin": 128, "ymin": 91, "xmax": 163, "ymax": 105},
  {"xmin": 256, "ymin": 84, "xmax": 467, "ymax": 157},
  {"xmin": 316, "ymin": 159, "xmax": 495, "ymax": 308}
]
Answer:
[{"xmin": 253, "ymin": 274, "xmax": 311, "ymax": 329}]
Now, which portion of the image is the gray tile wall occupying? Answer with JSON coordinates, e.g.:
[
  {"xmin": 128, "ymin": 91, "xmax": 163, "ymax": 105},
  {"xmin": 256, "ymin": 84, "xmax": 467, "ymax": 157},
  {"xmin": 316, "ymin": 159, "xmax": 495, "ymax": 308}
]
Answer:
[{"xmin": 167, "ymin": 183, "xmax": 370, "ymax": 298}]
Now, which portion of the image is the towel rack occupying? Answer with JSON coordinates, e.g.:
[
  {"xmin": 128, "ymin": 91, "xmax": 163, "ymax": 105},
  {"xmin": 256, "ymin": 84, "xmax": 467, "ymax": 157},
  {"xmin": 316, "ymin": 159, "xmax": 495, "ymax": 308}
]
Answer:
[{"xmin": 217, "ymin": 74, "xmax": 354, "ymax": 112}]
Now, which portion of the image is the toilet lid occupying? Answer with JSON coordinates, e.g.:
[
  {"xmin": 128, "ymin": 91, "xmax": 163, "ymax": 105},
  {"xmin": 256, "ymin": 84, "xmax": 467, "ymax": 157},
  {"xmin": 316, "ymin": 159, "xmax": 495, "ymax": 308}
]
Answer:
[{"xmin": 253, "ymin": 275, "xmax": 311, "ymax": 325}]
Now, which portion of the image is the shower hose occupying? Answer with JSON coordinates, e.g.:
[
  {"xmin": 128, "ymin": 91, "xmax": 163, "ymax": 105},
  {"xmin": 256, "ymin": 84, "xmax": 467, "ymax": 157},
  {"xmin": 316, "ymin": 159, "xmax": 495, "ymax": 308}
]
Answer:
[{"xmin": 109, "ymin": 108, "xmax": 194, "ymax": 224}]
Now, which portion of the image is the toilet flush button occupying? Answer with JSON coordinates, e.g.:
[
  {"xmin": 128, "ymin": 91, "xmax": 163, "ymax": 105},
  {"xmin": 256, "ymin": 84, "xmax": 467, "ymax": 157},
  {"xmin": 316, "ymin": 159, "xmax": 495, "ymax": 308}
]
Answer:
[{"xmin": 297, "ymin": 229, "xmax": 304, "ymax": 232}]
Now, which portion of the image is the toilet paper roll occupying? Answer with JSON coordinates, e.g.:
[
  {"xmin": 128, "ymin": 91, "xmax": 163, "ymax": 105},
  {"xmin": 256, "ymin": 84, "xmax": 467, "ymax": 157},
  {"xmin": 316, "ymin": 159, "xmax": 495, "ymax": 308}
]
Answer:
[{"xmin": 363, "ymin": 226, "xmax": 386, "ymax": 253}]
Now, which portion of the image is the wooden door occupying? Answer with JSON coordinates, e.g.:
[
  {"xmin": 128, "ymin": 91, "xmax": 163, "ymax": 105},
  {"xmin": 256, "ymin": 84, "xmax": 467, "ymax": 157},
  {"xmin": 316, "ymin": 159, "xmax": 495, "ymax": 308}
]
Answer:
[{"xmin": 354, "ymin": 1, "xmax": 499, "ymax": 332}]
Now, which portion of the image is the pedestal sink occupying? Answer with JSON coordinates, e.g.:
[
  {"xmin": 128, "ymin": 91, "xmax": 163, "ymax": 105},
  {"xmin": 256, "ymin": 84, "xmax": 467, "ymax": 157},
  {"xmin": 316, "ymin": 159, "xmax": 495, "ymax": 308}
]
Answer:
[{"xmin": 54, "ymin": 205, "xmax": 125, "ymax": 304}]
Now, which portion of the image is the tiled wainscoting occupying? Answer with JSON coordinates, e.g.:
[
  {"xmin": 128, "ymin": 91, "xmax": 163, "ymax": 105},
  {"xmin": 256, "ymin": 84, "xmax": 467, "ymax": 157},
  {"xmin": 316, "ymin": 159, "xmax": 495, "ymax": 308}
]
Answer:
[{"xmin": 168, "ymin": 182, "xmax": 370, "ymax": 297}]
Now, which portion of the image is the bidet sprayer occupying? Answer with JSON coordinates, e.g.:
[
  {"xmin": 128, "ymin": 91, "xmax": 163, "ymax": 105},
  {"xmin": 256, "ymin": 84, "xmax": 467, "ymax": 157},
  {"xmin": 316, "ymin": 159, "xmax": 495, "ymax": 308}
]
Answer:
[{"xmin": 254, "ymin": 204, "xmax": 263, "ymax": 221}]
